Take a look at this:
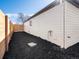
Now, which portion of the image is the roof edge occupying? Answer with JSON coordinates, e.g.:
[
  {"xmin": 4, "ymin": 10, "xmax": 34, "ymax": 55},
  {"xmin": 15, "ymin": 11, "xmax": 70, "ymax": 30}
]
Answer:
[
  {"xmin": 66, "ymin": 0, "xmax": 79, "ymax": 8},
  {"xmin": 24, "ymin": 0, "xmax": 60, "ymax": 23}
]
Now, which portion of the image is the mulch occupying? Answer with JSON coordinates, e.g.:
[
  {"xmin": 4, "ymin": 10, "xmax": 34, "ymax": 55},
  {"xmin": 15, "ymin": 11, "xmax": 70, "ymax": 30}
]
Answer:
[{"xmin": 3, "ymin": 32, "xmax": 79, "ymax": 59}]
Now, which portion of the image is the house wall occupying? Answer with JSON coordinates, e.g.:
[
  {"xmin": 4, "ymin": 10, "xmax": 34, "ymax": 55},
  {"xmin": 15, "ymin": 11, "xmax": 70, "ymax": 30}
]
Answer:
[
  {"xmin": 0, "ymin": 10, "xmax": 5, "ymax": 59},
  {"xmin": 24, "ymin": 1, "xmax": 79, "ymax": 48},
  {"xmin": 65, "ymin": 1, "xmax": 79, "ymax": 48},
  {"xmin": 24, "ymin": 4, "xmax": 64, "ymax": 48}
]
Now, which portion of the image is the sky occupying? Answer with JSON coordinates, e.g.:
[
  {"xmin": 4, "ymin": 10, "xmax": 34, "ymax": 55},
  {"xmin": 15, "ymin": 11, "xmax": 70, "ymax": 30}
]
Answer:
[
  {"xmin": 0, "ymin": 0, "xmax": 55, "ymax": 24},
  {"xmin": 0, "ymin": 0, "xmax": 55, "ymax": 14}
]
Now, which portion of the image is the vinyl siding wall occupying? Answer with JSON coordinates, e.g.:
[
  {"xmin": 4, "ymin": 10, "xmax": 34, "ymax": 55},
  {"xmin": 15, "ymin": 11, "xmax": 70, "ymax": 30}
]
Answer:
[
  {"xmin": 24, "ymin": 4, "xmax": 64, "ymax": 48},
  {"xmin": 24, "ymin": 1, "xmax": 79, "ymax": 49},
  {"xmin": 65, "ymin": 1, "xmax": 79, "ymax": 48}
]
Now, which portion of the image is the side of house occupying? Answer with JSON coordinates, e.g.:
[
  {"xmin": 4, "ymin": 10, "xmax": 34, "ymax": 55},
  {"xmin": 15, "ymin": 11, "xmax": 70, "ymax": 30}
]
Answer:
[
  {"xmin": 24, "ymin": 0, "xmax": 79, "ymax": 49},
  {"xmin": 24, "ymin": 1, "xmax": 64, "ymax": 48},
  {"xmin": 65, "ymin": 0, "xmax": 79, "ymax": 48}
]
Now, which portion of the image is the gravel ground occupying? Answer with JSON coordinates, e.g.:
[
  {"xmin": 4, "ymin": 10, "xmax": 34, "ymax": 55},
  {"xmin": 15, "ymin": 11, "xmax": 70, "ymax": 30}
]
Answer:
[{"xmin": 3, "ymin": 32, "xmax": 79, "ymax": 59}]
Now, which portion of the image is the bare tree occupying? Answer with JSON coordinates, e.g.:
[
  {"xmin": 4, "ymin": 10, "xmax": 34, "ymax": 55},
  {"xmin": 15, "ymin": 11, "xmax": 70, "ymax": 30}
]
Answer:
[
  {"xmin": 18, "ymin": 13, "xmax": 25, "ymax": 24},
  {"xmin": 18, "ymin": 13, "xmax": 30, "ymax": 25}
]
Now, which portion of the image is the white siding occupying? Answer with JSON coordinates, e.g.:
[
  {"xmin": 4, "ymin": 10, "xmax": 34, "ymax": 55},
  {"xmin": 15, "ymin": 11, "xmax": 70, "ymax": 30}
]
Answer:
[
  {"xmin": 24, "ymin": 4, "xmax": 64, "ymax": 48},
  {"xmin": 24, "ymin": 1, "xmax": 79, "ymax": 48},
  {"xmin": 24, "ymin": 20, "xmax": 31, "ymax": 33},
  {"xmin": 65, "ymin": 1, "xmax": 79, "ymax": 48}
]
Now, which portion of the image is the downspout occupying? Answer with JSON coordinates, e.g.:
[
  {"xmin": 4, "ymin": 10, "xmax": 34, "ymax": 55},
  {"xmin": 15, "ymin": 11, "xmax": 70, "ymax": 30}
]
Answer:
[{"xmin": 63, "ymin": 0, "xmax": 66, "ymax": 49}]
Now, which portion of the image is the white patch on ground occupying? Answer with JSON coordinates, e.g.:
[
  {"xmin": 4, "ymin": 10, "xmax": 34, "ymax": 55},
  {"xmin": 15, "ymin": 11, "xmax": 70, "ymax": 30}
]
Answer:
[{"xmin": 27, "ymin": 42, "xmax": 37, "ymax": 47}]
